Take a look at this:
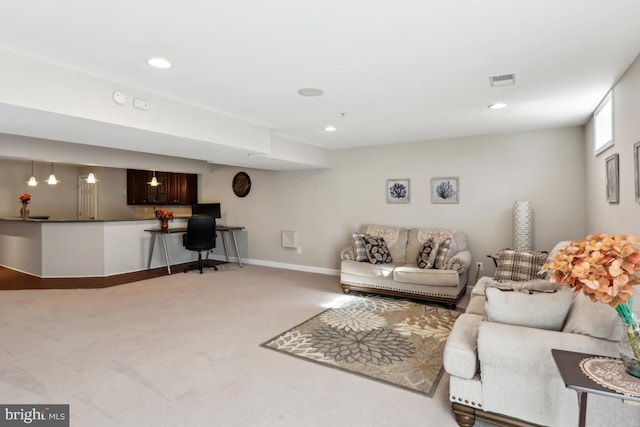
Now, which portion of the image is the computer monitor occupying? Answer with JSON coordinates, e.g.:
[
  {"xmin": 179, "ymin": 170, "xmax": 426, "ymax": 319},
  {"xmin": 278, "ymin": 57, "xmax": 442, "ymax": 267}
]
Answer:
[{"xmin": 191, "ymin": 203, "xmax": 221, "ymax": 218}]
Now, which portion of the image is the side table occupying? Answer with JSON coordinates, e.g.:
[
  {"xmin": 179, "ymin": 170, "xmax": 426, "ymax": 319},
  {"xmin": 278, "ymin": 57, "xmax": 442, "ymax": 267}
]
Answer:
[{"xmin": 551, "ymin": 349, "xmax": 640, "ymax": 427}]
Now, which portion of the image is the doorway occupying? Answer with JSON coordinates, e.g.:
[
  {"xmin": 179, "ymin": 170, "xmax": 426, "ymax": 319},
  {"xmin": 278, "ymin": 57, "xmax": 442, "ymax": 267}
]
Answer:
[{"xmin": 78, "ymin": 176, "xmax": 98, "ymax": 220}]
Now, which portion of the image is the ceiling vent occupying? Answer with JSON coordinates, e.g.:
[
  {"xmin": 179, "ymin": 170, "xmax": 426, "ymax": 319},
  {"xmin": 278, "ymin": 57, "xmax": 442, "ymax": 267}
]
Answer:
[{"xmin": 489, "ymin": 73, "xmax": 516, "ymax": 87}]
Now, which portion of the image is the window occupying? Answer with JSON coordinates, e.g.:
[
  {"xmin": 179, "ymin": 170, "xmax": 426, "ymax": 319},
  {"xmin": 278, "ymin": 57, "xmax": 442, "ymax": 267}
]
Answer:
[{"xmin": 594, "ymin": 92, "xmax": 613, "ymax": 155}]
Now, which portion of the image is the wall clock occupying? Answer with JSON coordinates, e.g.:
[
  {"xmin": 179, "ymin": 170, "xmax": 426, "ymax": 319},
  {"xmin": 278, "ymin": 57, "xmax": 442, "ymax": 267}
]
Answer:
[{"xmin": 232, "ymin": 172, "xmax": 251, "ymax": 197}]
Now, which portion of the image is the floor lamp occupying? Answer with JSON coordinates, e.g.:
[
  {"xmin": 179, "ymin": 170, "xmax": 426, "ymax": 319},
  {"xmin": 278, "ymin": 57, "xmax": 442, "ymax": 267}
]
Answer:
[{"xmin": 513, "ymin": 201, "xmax": 534, "ymax": 251}]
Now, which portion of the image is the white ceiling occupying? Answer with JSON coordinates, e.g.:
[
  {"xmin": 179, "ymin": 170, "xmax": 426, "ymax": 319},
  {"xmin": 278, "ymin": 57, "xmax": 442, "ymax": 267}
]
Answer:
[{"xmin": 1, "ymin": 0, "xmax": 639, "ymax": 153}]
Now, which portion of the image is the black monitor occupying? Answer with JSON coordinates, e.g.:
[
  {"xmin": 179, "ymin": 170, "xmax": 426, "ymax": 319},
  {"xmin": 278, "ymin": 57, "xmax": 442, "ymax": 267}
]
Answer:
[{"xmin": 191, "ymin": 203, "xmax": 221, "ymax": 218}]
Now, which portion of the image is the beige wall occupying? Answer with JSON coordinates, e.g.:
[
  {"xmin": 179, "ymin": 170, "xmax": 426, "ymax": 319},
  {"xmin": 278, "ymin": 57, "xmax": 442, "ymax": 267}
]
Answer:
[
  {"xmin": 0, "ymin": 159, "xmax": 80, "ymax": 219},
  {"xmin": 586, "ymin": 54, "xmax": 640, "ymax": 234},
  {"xmin": 0, "ymin": 161, "xmax": 194, "ymax": 220},
  {"xmin": 201, "ymin": 126, "xmax": 586, "ymax": 277}
]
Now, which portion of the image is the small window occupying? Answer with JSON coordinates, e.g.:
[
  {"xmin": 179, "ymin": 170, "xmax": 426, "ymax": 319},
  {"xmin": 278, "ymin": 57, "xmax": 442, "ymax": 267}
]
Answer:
[{"xmin": 594, "ymin": 92, "xmax": 613, "ymax": 155}]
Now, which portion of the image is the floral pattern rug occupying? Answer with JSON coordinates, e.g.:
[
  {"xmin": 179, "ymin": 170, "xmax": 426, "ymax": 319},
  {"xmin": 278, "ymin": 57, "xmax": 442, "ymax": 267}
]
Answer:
[{"xmin": 261, "ymin": 295, "xmax": 461, "ymax": 397}]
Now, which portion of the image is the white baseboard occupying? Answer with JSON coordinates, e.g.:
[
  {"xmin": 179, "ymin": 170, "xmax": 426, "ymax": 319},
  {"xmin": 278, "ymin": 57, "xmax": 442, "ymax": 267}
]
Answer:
[{"xmin": 209, "ymin": 254, "xmax": 339, "ymax": 276}]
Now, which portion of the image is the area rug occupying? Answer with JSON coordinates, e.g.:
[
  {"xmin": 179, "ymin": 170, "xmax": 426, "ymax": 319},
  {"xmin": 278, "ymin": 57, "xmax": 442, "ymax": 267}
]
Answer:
[{"xmin": 261, "ymin": 295, "xmax": 461, "ymax": 397}]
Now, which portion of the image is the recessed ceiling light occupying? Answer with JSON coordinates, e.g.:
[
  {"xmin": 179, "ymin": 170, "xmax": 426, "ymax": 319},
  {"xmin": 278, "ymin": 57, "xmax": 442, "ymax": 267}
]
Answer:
[
  {"xmin": 488, "ymin": 102, "xmax": 508, "ymax": 110},
  {"xmin": 297, "ymin": 88, "xmax": 324, "ymax": 97},
  {"xmin": 324, "ymin": 126, "xmax": 337, "ymax": 132},
  {"xmin": 147, "ymin": 57, "xmax": 172, "ymax": 69}
]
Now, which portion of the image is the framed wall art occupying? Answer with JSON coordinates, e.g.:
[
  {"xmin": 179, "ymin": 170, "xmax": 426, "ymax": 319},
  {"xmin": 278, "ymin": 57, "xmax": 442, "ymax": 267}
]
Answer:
[
  {"xmin": 605, "ymin": 153, "xmax": 619, "ymax": 204},
  {"xmin": 634, "ymin": 142, "xmax": 640, "ymax": 203},
  {"xmin": 431, "ymin": 177, "xmax": 459, "ymax": 204},
  {"xmin": 386, "ymin": 179, "xmax": 410, "ymax": 203}
]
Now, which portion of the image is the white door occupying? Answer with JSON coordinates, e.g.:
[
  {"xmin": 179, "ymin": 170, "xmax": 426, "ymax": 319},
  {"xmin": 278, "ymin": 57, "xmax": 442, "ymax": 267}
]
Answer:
[{"xmin": 78, "ymin": 176, "xmax": 98, "ymax": 220}]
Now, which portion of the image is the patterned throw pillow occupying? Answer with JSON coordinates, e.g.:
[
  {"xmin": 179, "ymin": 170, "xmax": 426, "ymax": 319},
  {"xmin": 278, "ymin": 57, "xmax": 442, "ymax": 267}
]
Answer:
[
  {"xmin": 492, "ymin": 249, "xmax": 548, "ymax": 282},
  {"xmin": 434, "ymin": 238, "xmax": 457, "ymax": 269},
  {"xmin": 352, "ymin": 232, "xmax": 369, "ymax": 262},
  {"xmin": 417, "ymin": 238, "xmax": 439, "ymax": 269},
  {"xmin": 363, "ymin": 236, "xmax": 393, "ymax": 264}
]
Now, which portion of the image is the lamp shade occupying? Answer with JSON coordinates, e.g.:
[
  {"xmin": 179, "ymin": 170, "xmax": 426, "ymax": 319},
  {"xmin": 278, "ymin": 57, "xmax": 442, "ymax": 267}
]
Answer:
[{"xmin": 513, "ymin": 201, "xmax": 534, "ymax": 251}]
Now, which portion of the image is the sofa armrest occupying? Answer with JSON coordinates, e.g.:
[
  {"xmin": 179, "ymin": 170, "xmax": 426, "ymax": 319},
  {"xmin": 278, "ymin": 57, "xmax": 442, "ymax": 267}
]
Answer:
[
  {"xmin": 340, "ymin": 247, "xmax": 355, "ymax": 261},
  {"xmin": 447, "ymin": 250, "xmax": 471, "ymax": 273}
]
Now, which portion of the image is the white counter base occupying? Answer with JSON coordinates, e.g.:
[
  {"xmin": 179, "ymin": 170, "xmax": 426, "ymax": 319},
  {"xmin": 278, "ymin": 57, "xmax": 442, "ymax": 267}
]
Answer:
[{"xmin": 0, "ymin": 218, "xmax": 195, "ymax": 277}]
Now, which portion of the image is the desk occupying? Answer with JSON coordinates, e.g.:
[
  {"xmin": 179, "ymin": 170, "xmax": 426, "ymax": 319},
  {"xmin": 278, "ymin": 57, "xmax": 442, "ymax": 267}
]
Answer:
[
  {"xmin": 145, "ymin": 225, "xmax": 245, "ymax": 274},
  {"xmin": 551, "ymin": 349, "xmax": 640, "ymax": 427}
]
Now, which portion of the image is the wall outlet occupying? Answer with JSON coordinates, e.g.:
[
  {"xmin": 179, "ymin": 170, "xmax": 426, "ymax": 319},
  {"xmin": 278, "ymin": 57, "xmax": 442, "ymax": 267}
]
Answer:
[
  {"xmin": 133, "ymin": 98, "xmax": 149, "ymax": 111},
  {"xmin": 476, "ymin": 261, "xmax": 483, "ymax": 272},
  {"xmin": 297, "ymin": 247, "xmax": 302, "ymax": 255}
]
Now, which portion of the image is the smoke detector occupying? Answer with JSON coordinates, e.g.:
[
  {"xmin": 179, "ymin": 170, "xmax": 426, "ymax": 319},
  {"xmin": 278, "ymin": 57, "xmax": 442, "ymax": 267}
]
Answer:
[{"xmin": 489, "ymin": 73, "xmax": 516, "ymax": 87}]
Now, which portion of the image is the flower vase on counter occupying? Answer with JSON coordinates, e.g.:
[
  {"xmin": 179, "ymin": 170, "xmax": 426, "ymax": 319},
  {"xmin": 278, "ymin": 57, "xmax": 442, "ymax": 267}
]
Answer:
[
  {"xmin": 20, "ymin": 205, "xmax": 29, "ymax": 220},
  {"xmin": 19, "ymin": 193, "xmax": 31, "ymax": 220},
  {"xmin": 160, "ymin": 220, "xmax": 169, "ymax": 232}
]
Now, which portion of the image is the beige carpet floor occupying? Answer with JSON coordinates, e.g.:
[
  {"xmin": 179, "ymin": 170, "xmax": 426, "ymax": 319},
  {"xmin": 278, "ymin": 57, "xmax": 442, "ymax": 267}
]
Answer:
[{"xmin": 0, "ymin": 264, "xmax": 476, "ymax": 426}]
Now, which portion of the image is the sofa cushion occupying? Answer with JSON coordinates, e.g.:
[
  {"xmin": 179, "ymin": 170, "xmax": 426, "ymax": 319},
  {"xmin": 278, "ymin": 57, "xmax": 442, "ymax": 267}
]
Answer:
[
  {"xmin": 363, "ymin": 236, "xmax": 393, "ymax": 264},
  {"xmin": 562, "ymin": 292, "xmax": 624, "ymax": 341},
  {"xmin": 484, "ymin": 287, "xmax": 574, "ymax": 331},
  {"xmin": 352, "ymin": 232, "xmax": 369, "ymax": 262},
  {"xmin": 341, "ymin": 259, "xmax": 397, "ymax": 278},
  {"xmin": 474, "ymin": 277, "xmax": 562, "ymax": 297},
  {"xmin": 362, "ymin": 225, "xmax": 408, "ymax": 263},
  {"xmin": 492, "ymin": 249, "xmax": 548, "ymax": 282},
  {"xmin": 393, "ymin": 265, "xmax": 461, "ymax": 287},
  {"xmin": 417, "ymin": 238, "xmax": 439, "ymax": 269},
  {"xmin": 435, "ymin": 238, "xmax": 457, "ymax": 269},
  {"xmin": 443, "ymin": 313, "xmax": 483, "ymax": 379}
]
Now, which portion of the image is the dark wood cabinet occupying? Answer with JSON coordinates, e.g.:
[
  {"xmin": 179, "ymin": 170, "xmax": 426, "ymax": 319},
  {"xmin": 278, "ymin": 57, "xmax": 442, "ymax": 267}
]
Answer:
[{"xmin": 126, "ymin": 169, "xmax": 198, "ymax": 205}]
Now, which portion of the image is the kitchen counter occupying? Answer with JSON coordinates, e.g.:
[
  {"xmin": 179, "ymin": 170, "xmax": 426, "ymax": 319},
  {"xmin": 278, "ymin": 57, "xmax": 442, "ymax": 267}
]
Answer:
[
  {"xmin": 0, "ymin": 218, "xmax": 193, "ymax": 278},
  {"xmin": 0, "ymin": 216, "xmax": 190, "ymax": 223}
]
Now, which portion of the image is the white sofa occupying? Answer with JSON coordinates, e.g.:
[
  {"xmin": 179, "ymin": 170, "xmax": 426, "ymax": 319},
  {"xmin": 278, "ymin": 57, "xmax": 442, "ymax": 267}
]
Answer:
[
  {"xmin": 339, "ymin": 224, "xmax": 472, "ymax": 308},
  {"xmin": 444, "ymin": 274, "xmax": 640, "ymax": 426}
]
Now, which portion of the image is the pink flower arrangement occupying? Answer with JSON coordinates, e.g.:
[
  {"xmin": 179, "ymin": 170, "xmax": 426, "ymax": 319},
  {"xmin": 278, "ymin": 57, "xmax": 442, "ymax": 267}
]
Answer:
[
  {"xmin": 155, "ymin": 209, "xmax": 174, "ymax": 222},
  {"xmin": 543, "ymin": 233, "xmax": 640, "ymax": 308},
  {"xmin": 543, "ymin": 233, "xmax": 640, "ymax": 376}
]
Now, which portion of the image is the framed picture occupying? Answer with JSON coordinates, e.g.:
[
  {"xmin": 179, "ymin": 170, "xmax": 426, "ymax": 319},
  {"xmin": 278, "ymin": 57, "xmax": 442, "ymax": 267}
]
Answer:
[
  {"xmin": 634, "ymin": 142, "xmax": 640, "ymax": 203},
  {"xmin": 431, "ymin": 177, "xmax": 459, "ymax": 204},
  {"xmin": 605, "ymin": 153, "xmax": 619, "ymax": 204},
  {"xmin": 386, "ymin": 179, "xmax": 410, "ymax": 203}
]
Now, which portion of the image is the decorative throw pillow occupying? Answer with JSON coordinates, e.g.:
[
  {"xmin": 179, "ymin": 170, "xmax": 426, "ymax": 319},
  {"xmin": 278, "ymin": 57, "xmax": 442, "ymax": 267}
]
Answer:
[
  {"xmin": 364, "ymin": 236, "xmax": 393, "ymax": 264},
  {"xmin": 484, "ymin": 287, "xmax": 574, "ymax": 331},
  {"xmin": 434, "ymin": 238, "xmax": 457, "ymax": 269},
  {"xmin": 492, "ymin": 248, "xmax": 548, "ymax": 282},
  {"xmin": 417, "ymin": 238, "xmax": 439, "ymax": 269},
  {"xmin": 562, "ymin": 292, "xmax": 623, "ymax": 341},
  {"xmin": 352, "ymin": 232, "xmax": 369, "ymax": 262}
]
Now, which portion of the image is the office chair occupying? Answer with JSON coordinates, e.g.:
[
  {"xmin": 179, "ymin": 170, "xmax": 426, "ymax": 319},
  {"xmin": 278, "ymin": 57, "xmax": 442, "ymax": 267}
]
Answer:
[{"xmin": 183, "ymin": 215, "xmax": 218, "ymax": 274}]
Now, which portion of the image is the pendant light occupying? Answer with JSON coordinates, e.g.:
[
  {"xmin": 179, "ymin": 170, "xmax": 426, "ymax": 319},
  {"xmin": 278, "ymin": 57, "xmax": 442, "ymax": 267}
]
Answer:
[
  {"xmin": 47, "ymin": 162, "xmax": 59, "ymax": 185},
  {"xmin": 148, "ymin": 171, "xmax": 162, "ymax": 187},
  {"xmin": 26, "ymin": 160, "xmax": 38, "ymax": 186},
  {"xmin": 85, "ymin": 173, "xmax": 98, "ymax": 184}
]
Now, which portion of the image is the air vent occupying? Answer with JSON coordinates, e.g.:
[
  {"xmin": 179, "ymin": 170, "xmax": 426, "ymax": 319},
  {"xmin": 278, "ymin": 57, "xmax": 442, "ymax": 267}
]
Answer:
[{"xmin": 489, "ymin": 73, "xmax": 516, "ymax": 87}]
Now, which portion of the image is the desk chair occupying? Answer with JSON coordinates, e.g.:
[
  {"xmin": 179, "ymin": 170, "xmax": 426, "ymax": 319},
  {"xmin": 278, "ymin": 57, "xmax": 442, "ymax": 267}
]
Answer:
[{"xmin": 183, "ymin": 215, "xmax": 218, "ymax": 274}]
